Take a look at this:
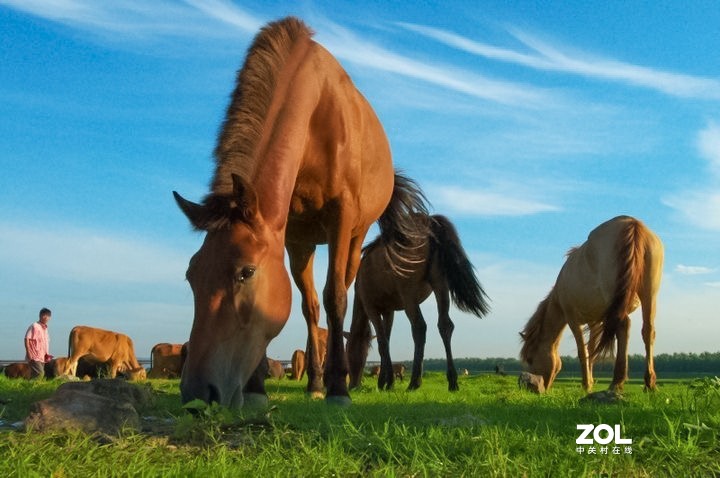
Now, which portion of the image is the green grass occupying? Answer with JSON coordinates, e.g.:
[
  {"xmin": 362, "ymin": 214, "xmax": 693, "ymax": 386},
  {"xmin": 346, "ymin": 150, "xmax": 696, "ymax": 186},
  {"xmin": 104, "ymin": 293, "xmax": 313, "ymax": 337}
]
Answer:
[{"xmin": 1, "ymin": 373, "xmax": 718, "ymax": 477}]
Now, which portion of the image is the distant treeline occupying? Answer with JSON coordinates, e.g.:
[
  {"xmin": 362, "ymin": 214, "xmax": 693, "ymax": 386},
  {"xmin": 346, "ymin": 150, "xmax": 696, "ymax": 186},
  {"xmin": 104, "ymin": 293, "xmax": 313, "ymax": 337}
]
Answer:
[{"xmin": 420, "ymin": 352, "xmax": 720, "ymax": 376}]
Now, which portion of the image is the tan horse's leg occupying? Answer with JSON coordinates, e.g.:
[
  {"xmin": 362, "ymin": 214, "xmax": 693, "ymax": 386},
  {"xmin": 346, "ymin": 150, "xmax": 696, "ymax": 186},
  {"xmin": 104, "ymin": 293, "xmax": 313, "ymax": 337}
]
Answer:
[
  {"xmin": 610, "ymin": 316, "xmax": 631, "ymax": 392},
  {"xmin": 568, "ymin": 322, "xmax": 592, "ymax": 392},
  {"xmin": 404, "ymin": 303, "xmax": 427, "ymax": 391},
  {"xmin": 287, "ymin": 242, "xmax": 324, "ymax": 397},
  {"xmin": 641, "ymin": 295, "xmax": 658, "ymax": 391}
]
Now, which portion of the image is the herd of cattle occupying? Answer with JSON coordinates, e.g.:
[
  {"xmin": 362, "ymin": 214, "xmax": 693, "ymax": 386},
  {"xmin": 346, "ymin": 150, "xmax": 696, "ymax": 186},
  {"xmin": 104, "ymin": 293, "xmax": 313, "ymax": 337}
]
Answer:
[{"xmin": 3, "ymin": 325, "xmax": 397, "ymax": 383}]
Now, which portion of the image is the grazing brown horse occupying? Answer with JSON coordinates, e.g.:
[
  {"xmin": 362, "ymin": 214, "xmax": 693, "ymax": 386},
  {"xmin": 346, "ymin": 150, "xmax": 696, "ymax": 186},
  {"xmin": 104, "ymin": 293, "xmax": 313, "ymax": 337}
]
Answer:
[
  {"xmin": 520, "ymin": 216, "xmax": 664, "ymax": 393},
  {"xmin": 347, "ymin": 215, "xmax": 490, "ymax": 392},
  {"xmin": 174, "ymin": 17, "xmax": 427, "ymax": 407}
]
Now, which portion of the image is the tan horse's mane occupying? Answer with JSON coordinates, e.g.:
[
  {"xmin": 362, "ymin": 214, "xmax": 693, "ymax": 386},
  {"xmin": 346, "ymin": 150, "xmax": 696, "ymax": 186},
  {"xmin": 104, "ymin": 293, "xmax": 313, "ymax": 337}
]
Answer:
[
  {"xmin": 211, "ymin": 17, "xmax": 313, "ymax": 196},
  {"xmin": 519, "ymin": 291, "xmax": 554, "ymax": 363}
]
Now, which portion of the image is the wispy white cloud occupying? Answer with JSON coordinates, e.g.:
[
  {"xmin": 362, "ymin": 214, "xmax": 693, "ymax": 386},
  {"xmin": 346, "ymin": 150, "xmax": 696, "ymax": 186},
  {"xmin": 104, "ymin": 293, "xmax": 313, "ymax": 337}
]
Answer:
[
  {"xmin": 183, "ymin": 0, "xmax": 262, "ymax": 33},
  {"xmin": 315, "ymin": 20, "xmax": 553, "ymax": 108},
  {"xmin": 399, "ymin": 22, "xmax": 720, "ymax": 100},
  {"xmin": 0, "ymin": 222, "xmax": 188, "ymax": 284},
  {"xmin": 676, "ymin": 264, "xmax": 716, "ymax": 275},
  {"xmin": 427, "ymin": 184, "xmax": 560, "ymax": 217},
  {"xmin": 664, "ymin": 121, "xmax": 720, "ymax": 231}
]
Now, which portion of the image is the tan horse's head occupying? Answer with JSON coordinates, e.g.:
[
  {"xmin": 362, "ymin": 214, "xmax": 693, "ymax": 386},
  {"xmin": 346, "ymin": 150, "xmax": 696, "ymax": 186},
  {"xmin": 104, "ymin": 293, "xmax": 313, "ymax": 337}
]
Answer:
[
  {"xmin": 519, "ymin": 294, "xmax": 563, "ymax": 390},
  {"xmin": 174, "ymin": 174, "xmax": 291, "ymax": 407}
]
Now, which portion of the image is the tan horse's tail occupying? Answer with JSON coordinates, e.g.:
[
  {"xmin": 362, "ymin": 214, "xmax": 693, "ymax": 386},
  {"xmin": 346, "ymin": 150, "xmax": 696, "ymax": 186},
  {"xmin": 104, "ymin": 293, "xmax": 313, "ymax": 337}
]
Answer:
[
  {"xmin": 377, "ymin": 172, "xmax": 430, "ymax": 276},
  {"xmin": 591, "ymin": 219, "xmax": 647, "ymax": 360},
  {"xmin": 430, "ymin": 215, "xmax": 490, "ymax": 318}
]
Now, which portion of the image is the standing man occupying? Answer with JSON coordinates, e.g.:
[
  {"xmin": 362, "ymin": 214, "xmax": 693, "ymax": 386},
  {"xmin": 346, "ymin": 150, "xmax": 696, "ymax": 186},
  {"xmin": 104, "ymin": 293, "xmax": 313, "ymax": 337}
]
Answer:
[{"xmin": 25, "ymin": 307, "xmax": 52, "ymax": 379}]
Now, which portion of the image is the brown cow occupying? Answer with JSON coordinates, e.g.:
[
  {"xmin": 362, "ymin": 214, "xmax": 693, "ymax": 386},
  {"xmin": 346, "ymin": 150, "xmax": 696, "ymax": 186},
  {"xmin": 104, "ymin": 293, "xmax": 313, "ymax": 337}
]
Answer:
[
  {"xmin": 4, "ymin": 362, "xmax": 31, "ymax": 379},
  {"xmin": 63, "ymin": 326, "xmax": 146, "ymax": 380},
  {"xmin": 148, "ymin": 343, "xmax": 185, "ymax": 379},
  {"xmin": 266, "ymin": 358, "xmax": 285, "ymax": 379},
  {"xmin": 370, "ymin": 363, "xmax": 404, "ymax": 380},
  {"xmin": 291, "ymin": 349, "xmax": 305, "ymax": 380}
]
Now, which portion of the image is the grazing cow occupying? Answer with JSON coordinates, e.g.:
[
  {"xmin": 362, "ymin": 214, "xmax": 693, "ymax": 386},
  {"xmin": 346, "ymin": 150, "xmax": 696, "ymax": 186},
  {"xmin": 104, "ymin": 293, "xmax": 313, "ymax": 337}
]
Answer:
[
  {"xmin": 63, "ymin": 326, "xmax": 147, "ymax": 380},
  {"xmin": 4, "ymin": 362, "xmax": 31, "ymax": 379},
  {"xmin": 266, "ymin": 358, "xmax": 285, "ymax": 379},
  {"xmin": 369, "ymin": 363, "xmax": 405, "ymax": 380},
  {"xmin": 291, "ymin": 350, "xmax": 305, "ymax": 380},
  {"xmin": 148, "ymin": 343, "xmax": 185, "ymax": 379}
]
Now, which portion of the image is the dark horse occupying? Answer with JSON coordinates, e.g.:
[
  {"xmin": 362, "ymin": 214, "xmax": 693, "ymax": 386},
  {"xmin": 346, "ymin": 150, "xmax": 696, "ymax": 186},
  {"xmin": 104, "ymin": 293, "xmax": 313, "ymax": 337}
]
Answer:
[
  {"xmin": 347, "ymin": 215, "xmax": 490, "ymax": 391},
  {"xmin": 173, "ymin": 17, "xmax": 427, "ymax": 407},
  {"xmin": 520, "ymin": 216, "xmax": 663, "ymax": 393}
]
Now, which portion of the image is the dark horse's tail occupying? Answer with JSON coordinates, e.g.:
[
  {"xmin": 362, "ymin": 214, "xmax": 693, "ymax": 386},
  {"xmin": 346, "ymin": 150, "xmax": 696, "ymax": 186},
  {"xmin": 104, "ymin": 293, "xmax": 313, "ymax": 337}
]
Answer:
[
  {"xmin": 377, "ymin": 172, "xmax": 430, "ymax": 275},
  {"xmin": 590, "ymin": 218, "xmax": 647, "ymax": 360},
  {"xmin": 430, "ymin": 215, "xmax": 490, "ymax": 318}
]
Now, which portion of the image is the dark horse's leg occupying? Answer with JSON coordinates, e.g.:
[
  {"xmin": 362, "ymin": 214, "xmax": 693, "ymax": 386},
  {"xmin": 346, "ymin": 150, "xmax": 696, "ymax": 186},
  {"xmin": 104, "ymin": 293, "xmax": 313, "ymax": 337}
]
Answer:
[
  {"xmin": 372, "ymin": 310, "xmax": 395, "ymax": 391},
  {"xmin": 405, "ymin": 303, "xmax": 427, "ymax": 391},
  {"xmin": 434, "ymin": 287, "xmax": 458, "ymax": 391},
  {"xmin": 287, "ymin": 242, "xmax": 324, "ymax": 397},
  {"xmin": 347, "ymin": 292, "xmax": 372, "ymax": 389}
]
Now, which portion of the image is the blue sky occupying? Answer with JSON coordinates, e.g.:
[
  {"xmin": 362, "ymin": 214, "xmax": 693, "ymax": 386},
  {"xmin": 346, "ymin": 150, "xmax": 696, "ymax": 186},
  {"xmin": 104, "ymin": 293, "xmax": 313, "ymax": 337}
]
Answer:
[{"xmin": 1, "ymin": 1, "xmax": 718, "ymax": 363}]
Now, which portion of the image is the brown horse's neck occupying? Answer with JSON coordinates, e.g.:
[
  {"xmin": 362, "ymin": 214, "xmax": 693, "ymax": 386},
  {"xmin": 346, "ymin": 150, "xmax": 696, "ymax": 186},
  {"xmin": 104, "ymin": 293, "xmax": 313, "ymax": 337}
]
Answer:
[{"xmin": 251, "ymin": 36, "xmax": 315, "ymax": 231}]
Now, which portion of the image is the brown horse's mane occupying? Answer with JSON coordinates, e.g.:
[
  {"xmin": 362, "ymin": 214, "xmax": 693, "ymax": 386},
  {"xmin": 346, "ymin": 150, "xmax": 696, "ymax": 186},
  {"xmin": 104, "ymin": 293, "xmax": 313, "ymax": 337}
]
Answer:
[
  {"xmin": 519, "ymin": 290, "xmax": 554, "ymax": 363},
  {"xmin": 211, "ymin": 17, "xmax": 313, "ymax": 196}
]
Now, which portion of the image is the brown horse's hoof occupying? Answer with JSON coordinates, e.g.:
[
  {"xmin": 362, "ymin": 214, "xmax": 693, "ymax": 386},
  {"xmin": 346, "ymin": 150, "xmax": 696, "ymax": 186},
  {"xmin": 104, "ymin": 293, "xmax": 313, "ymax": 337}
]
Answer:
[
  {"xmin": 309, "ymin": 391, "xmax": 325, "ymax": 400},
  {"xmin": 325, "ymin": 395, "xmax": 351, "ymax": 407}
]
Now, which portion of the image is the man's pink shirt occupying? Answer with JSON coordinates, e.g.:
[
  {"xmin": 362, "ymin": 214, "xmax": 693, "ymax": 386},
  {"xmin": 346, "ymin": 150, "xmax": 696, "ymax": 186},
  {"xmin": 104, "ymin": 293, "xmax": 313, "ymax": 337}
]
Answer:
[{"xmin": 25, "ymin": 322, "xmax": 49, "ymax": 362}]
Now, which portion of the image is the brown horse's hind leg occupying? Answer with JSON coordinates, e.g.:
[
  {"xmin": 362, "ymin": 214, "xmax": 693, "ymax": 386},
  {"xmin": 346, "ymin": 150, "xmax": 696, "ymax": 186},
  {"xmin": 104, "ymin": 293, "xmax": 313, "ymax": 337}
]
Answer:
[
  {"xmin": 287, "ymin": 243, "xmax": 324, "ymax": 397},
  {"xmin": 405, "ymin": 304, "xmax": 427, "ymax": 391},
  {"xmin": 609, "ymin": 316, "xmax": 631, "ymax": 392},
  {"xmin": 435, "ymin": 288, "xmax": 458, "ymax": 391}
]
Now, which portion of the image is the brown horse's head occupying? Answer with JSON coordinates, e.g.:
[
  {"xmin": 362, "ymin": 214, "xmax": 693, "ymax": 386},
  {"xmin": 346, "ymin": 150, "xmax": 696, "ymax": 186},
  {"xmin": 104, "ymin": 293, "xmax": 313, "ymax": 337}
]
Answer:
[
  {"xmin": 174, "ymin": 174, "xmax": 291, "ymax": 407},
  {"xmin": 519, "ymin": 294, "xmax": 563, "ymax": 390}
]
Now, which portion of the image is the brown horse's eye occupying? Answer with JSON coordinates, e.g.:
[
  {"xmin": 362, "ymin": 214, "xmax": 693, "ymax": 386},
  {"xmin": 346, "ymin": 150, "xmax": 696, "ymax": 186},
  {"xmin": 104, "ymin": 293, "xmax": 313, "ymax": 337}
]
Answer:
[{"xmin": 235, "ymin": 266, "xmax": 256, "ymax": 284}]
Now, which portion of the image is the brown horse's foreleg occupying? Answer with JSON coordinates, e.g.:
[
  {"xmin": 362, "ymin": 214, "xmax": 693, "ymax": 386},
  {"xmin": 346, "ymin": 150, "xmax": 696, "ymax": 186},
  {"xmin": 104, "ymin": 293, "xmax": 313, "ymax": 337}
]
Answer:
[
  {"xmin": 323, "ymin": 220, "xmax": 356, "ymax": 403},
  {"xmin": 405, "ymin": 304, "xmax": 427, "ymax": 391},
  {"xmin": 610, "ymin": 316, "xmax": 631, "ymax": 392},
  {"xmin": 435, "ymin": 287, "xmax": 458, "ymax": 391},
  {"xmin": 569, "ymin": 322, "xmax": 593, "ymax": 392},
  {"xmin": 287, "ymin": 243, "xmax": 324, "ymax": 396},
  {"xmin": 243, "ymin": 353, "xmax": 268, "ymax": 405}
]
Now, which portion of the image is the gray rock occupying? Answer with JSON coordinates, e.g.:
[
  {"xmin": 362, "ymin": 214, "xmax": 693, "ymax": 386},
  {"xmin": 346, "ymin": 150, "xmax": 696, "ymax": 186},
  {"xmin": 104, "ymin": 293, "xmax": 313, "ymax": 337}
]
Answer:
[
  {"xmin": 518, "ymin": 372, "xmax": 546, "ymax": 394},
  {"xmin": 25, "ymin": 379, "xmax": 153, "ymax": 435}
]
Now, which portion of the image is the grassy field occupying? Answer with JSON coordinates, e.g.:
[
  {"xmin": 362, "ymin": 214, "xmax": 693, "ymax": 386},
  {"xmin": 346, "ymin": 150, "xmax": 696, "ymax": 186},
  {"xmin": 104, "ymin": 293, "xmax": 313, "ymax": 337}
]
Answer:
[{"xmin": 0, "ymin": 372, "xmax": 718, "ymax": 477}]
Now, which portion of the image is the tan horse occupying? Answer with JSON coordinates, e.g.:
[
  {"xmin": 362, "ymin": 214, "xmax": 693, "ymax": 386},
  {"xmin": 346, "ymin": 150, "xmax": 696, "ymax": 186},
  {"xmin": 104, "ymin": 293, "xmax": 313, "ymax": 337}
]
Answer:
[
  {"xmin": 520, "ymin": 216, "xmax": 663, "ymax": 392},
  {"xmin": 346, "ymin": 215, "xmax": 490, "ymax": 392},
  {"xmin": 174, "ymin": 17, "xmax": 427, "ymax": 407}
]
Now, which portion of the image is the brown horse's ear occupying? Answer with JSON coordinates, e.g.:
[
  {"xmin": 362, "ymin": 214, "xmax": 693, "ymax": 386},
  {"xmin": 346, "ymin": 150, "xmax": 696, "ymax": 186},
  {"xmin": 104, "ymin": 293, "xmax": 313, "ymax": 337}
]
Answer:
[
  {"xmin": 519, "ymin": 332, "xmax": 526, "ymax": 340},
  {"xmin": 231, "ymin": 173, "xmax": 258, "ymax": 221},
  {"xmin": 173, "ymin": 191, "xmax": 209, "ymax": 230}
]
